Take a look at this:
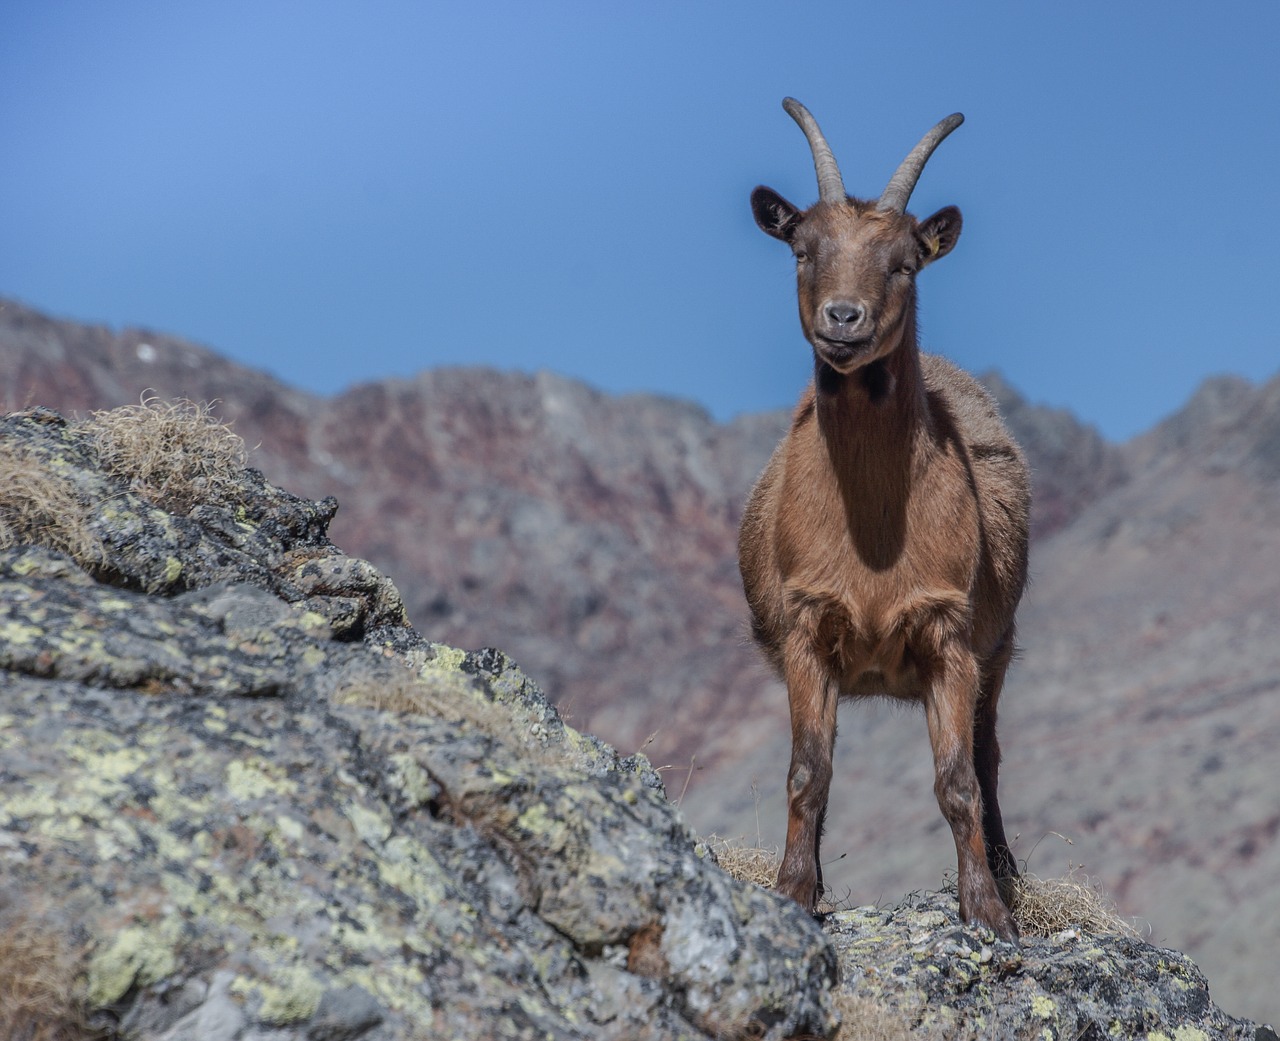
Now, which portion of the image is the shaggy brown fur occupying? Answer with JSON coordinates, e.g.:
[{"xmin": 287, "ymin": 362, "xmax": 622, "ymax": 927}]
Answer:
[{"xmin": 739, "ymin": 103, "xmax": 1029, "ymax": 941}]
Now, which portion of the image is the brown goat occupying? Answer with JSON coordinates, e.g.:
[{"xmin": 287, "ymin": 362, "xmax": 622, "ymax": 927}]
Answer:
[{"xmin": 739, "ymin": 99, "xmax": 1029, "ymax": 941}]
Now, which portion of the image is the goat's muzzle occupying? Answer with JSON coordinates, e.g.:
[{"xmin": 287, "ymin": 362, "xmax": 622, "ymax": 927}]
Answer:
[
  {"xmin": 813, "ymin": 297, "xmax": 876, "ymax": 371},
  {"xmin": 813, "ymin": 333, "xmax": 875, "ymax": 373}
]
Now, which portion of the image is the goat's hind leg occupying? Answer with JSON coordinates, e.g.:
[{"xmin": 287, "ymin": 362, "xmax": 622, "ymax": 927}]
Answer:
[
  {"xmin": 775, "ymin": 642, "xmax": 838, "ymax": 915},
  {"xmin": 975, "ymin": 634, "xmax": 1018, "ymax": 887}
]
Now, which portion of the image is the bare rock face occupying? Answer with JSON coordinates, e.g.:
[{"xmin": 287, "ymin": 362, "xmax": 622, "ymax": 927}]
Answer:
[
  {"xmin": 829, "ymin": 892, "xmax": 1276, "ymax": 1041},
  {"xmin": 0, "ymin": 406, "xmax": 838, "ymax": 1041},
  {"xmin": 3, "ymin": 404, "xmax": 1276, "ymax": 1040}
]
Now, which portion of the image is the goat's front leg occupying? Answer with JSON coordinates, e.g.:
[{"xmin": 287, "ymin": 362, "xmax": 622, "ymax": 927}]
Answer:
[
  {"xmin": 775, "ymin": 641, "xmax": 837, "ymax": 914},
  {"xmin": 925, "ymin": 644, "xmax": 1019, "ymax": 942}
]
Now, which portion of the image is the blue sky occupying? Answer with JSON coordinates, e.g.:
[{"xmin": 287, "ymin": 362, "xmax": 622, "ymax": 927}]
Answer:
[{"xmin": 3, "ymin": 2, "xmax": 1277, "ymax": 440}]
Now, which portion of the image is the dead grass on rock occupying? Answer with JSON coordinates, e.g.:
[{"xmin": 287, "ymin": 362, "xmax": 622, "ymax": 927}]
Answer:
[
  {"xmin": 83, "ymin": 395, "xmax": 248, "ymax": 515},
  {"xmin": 1009, "ymin": 867, "xmax": 1138, "ymax": 939},
  {"xmin": 831, "ymin": 992, "xmax": 919, "ymax": 1041},
  {"xmin": 0, "ymin": 446, "xmax": 104, "ymax": 565},
  {"xmin": 328, "ymin": 653, "xmax": 562, "ymax": 769},
  {"xmin": 831, "ymin": 990, "xmax": 1058, "ymax": 1041},
  {"xmin": 706, "ymin": 835, "xmax": 781, "ymax": 890},
  {"xmin": 706, "ymin": 836, "xmax": 852, "ymax": 913},
  {"xmin": 332, "ymin": 668, "xmax": 460, "ymax": 718},
  {"xmin": 0, "ymin": 910, "xmax": 101, "ymax": 1041}
]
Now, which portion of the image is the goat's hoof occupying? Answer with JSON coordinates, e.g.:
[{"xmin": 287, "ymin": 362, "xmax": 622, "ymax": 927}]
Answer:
[
  {"xmin": 774, "ymin": 873, "xmax": 820, "ymax": 915},
  {"xmin": 985, "ymin": 910, "xmax": 1020, "ymax": 945},
  {"xmin": 963, "ymin": 898, "xmax": 1020, "ymax": 945},
  {"xmin": 993, "ymin": 919, "xmax": 1020, "ymax": 945}
]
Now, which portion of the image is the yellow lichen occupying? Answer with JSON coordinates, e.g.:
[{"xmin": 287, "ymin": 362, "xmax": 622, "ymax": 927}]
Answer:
[
  {"xmin": 274, "ymin": 815, "xmax": 305, "ymax": 844},
  {"xmin": 163, "ymin": 557, "xmax": 182, "ymax": 584},
  {"xmin": 388, "ymin": 754, "xmax": 436, "ymax": 806},
  {"xmin": 296, "ymin": 610, "xmax": 332, "ymax": 632},
  {"xmin": 225, "ymin": 758, "xmax": 298, "ymax": 801},
  {"xmin": 0, "ymin": 620, "xmax": 44, "ymax": 643},
  {"xmin": 301, "ymin": 646, "xmax": 329, "ymax": 668},
  {"xmin": 343, "ymin": 801, "xmax": 392, "ymax": 848},
  {"xmin": 378, "ymin": 836, "xmax": 448, "ymax": 906},
  {"xmin": 86, "ymin": 926, "xmax": 178, "ymax": 1006},
  {"xmin": 424, "ymin": 643, "xmax": 467, "ymax": 672},
  {"xmin": 231, "ymin": 965, "xmax": 323, "ymax": 1025},
  {"xmin": 516, "ymin": 803, "xmax": 571, "ymax": 850},
  {"xmin": 69, "ymin": 745, "xmax": 149, "ymax": 782},
  {"xmin": 1031, "ymin": 994, "xmax": 1056, "ymax": 1018}
]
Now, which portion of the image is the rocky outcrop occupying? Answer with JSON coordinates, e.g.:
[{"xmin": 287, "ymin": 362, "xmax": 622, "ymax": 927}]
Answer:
[
  {"xmin": 4, "ymin": 406, "xmax": 1276, "ymax": 1041},
  {"xmin": 831, "ymin": 892, "xmax": 1276, "ymax": 1041},
  {"xmin": 0, "ymin": 405, "xmax": 837, "ymax": 1040}
]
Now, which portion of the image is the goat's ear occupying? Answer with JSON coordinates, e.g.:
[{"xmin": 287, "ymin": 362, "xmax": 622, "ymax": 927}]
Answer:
[
  {"xmin": 917, "ymin": 205, "xmax": 962, "ymax": 266},
  {"xmin": 752, "ymin": 186, "xmax": 802, "ymax": 243}
]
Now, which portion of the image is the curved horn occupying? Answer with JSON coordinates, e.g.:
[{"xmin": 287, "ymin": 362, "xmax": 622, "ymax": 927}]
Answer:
[
  {"xmin": 782, "ymin": 97, "xmax": 845, "ymax": 205},
  {"xmin": 877, "ymin": 113, "xmax": 964, "ymax": 214}
]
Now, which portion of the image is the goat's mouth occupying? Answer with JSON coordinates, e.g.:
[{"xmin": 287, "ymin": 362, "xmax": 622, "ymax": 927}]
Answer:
[{"xmin": 814, "ymin": 335, "xmax": 875, "ymax": 371}]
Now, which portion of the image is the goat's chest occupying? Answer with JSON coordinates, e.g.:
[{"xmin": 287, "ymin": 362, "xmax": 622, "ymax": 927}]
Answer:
[{"xmin": 775, "ymin": 461, "xmax": 980, "ymax": 692}]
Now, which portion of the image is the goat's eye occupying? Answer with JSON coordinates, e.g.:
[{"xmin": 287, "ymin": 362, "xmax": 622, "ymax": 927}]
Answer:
[{"xmin": 794, "ymin": 250, "xmax": 809, "ymax": 264}]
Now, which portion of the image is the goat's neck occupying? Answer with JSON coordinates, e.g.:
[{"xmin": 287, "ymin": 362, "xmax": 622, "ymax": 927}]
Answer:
[{"xmin": 814, "ymin": 326, "xmax": 929, "ymax": 569}]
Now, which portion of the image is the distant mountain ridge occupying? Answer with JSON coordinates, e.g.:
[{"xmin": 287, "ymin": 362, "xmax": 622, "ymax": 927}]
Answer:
[
  {"xmin": 0, "ymin": 297, "xmax": 1124, "ymax": 753},
  {"xmin": 3, "ymin": 296, "xmax": 1278, "ymax": 1023}
]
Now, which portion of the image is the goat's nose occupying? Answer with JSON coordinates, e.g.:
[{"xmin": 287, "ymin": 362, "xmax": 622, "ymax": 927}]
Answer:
[{"xmin": 824, "ymin": 300, "xmax": 865, "ymax": 327}]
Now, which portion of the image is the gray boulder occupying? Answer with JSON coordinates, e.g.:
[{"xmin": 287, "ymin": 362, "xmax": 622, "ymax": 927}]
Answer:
[{"xmin": 0, "ymin": 405, "xmax": 836, "ymax": 1040}]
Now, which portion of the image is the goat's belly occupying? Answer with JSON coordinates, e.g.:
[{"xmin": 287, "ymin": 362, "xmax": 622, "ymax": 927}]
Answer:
[
  {"xmin": 786, "ymin": 584, "xmax": 972, "ymax": 699},
  {"xmin": 840, "ymin": 664, "xmax": 922, "ymax": 700}
]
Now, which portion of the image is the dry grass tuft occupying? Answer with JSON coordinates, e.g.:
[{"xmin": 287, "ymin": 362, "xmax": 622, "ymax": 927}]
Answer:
[
  {"xmin": 83, "ymin": 394, "xmax": 248, "ymax": 515},
  {"xmin": 706, "ymin": 836, "xmax": 851, "ymax": 912},
  {"xmin": 0, "ymin": 911, "xmax": 102, "ymax": 1041},
  {"xmin": 706, "ymin": 835, "xmax": 781, "ymax": 890},
  {"xmin": 831, "ymin": 992, "xmax": 1055, "ymax": 1041},
  {"xmin": 1010, "ymin": 868, "xmax": 1138, "ymax": 939},
  {"xmin": 332, "ymin": 670, "xmax": 451, "ymax": 717},
  {"xmin": 831, "ymin": 992, "xmax": 918, "ymax": 1041},
  {"xmin": 329, "ymin": 657, "xmax": 560, "ymax": 767},
  {"xmin": 0, "ymin": 447, "xmax": 104, "ymax": 565}
]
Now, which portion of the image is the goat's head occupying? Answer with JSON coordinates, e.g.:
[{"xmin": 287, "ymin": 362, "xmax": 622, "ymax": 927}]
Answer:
[{"xmin": 752, "ymin": 99, "xmax": 963, "ymax": 375}]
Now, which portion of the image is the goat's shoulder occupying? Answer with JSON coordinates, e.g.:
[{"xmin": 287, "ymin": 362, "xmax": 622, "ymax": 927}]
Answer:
[
  {"xmin": 921, "ymin": 354, "xmax": 1030, "ymax": 615},
  {"xmin": 921, "ymin": 353, "xmax": 1025, "ymax": 469}
]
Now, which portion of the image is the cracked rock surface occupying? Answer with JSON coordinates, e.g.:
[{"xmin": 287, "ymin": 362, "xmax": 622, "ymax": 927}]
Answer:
[
  {"xmin": 827, "ymin": 892, "xmax": 1276, "ymax": 1041},
  {"xmin": 0, "ymin": 407, "xmax": 836, "ymax": 1040},
  {"xmin": 2, "ymin": 405, "xmax": 1275, "ymax": 1041}
]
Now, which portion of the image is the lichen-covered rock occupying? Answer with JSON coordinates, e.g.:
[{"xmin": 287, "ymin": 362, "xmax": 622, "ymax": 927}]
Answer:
[
  {"xmin": 828, "ymin": 892, "xmax": 1276, "ymax": 1041},
  {"xmin": 0, "ymin": 406, "xmax": 837, "ymax": 1041},
  {"xmin": 4, "ymin": 404, "xmax": 1275, "ymax": 1041}
]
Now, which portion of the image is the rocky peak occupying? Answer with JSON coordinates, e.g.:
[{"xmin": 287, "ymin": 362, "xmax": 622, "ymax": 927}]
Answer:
[{"xmin": 3, "ymin": 402, "xmax": 1274, "ymax": 1041}]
